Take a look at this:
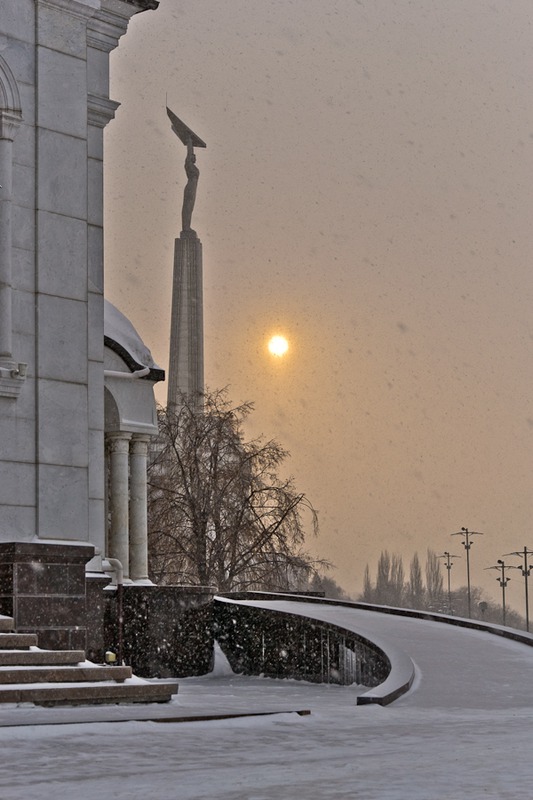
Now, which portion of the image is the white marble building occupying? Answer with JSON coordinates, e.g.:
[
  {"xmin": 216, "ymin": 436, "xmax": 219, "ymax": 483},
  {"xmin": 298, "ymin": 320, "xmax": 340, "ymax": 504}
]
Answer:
[{"xmin": 0, "ymin": 0, "xmax": 160, "ymax": 644}]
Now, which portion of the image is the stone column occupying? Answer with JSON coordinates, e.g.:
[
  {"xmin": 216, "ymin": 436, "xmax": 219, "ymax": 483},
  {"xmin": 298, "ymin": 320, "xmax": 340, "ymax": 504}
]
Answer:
[
  {"xmin": 107, "ymin": 432, "xmax": 132, "ymax": 582},
  {"xmin": 129, "ymin": 434, "xmax": 153, "ymax": 585}
]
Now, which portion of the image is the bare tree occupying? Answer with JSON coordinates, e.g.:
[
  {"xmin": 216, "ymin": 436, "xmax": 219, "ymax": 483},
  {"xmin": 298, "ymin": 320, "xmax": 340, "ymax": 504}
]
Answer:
[
  {"xmin": 425, "ymin": 548, "xmax": 444, "ymax": 609},
  {"xmin": 371, "ymin": 551, "xmax": 405, "ymax": 606},
  {"xmin": 390, "ymin": 553, "xmax": 405, "ymax": 606},
  {"xmin": 375, "ymin": 550, "xmax": 392, "ymax": 603},
  {"xmin": 407, "ymin": 552, "xmax": 425, "ymax": 609},
  {"xmin": 148, "ymin": 389, "xmax": 325, "ymax": 591},
  {"xmin": 360, "ymin": 549, "xmax": 526, "ymax": 626},
  {"xmin": 362, "ymin": 564, "xmax": 374, "ymax": 603}
]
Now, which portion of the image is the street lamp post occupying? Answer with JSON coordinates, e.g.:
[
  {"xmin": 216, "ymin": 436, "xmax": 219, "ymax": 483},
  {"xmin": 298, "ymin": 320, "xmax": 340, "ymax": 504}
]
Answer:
[
  {"xmin": 438, "ymin": 552, "xmax": 460, "ymax": 614},
  {"xmin": 504, "ymin": 547, "xmax": 533, "ymax": 632},
  {"xmin": 451, "ymin": 527, "xmax": 484, "ymax": 618},
  {"xmin": 485, "ymin": 560, "xmax": 511, "ymax": 626}
]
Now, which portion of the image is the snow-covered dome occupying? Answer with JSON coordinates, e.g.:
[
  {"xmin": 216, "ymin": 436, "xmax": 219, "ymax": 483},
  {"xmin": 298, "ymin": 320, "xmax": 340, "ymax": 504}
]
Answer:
[{"xmin": 104, "ymin": 299, "xmax": 164, "ymax": 381}]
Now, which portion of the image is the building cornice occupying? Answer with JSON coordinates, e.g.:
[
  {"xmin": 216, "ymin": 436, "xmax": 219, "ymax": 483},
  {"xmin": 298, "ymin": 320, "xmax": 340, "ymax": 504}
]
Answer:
[
  {"xmin": 88, "ymin": 0, "xmax": 156, "ymax": 53},
  {"xmin": 87, "ymin": 94, "xmax": 120, "ymax": 128}
]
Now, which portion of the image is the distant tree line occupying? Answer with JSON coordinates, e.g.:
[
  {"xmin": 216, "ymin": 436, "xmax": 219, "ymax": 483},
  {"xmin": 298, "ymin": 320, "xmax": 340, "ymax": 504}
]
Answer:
[{"xmin": 360, "ymin": 549, "xmax": 525, "ymax": 629}]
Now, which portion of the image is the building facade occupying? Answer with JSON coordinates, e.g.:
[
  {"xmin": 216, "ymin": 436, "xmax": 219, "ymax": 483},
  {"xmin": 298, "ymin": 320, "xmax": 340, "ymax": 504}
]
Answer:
[{"xmin": 0, "ymin": 0, "xmax": 160, "ymax": 648}]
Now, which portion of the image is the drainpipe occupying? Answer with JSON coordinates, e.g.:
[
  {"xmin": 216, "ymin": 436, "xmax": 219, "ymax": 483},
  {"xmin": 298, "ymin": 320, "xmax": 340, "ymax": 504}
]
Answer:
[
  {"xmin": 102, "ymin": 557, "xmax": 124, "ymax": 665},
  {"xmin": 103, "ymin": 367, "xmax": 150, "ymax": 380}
]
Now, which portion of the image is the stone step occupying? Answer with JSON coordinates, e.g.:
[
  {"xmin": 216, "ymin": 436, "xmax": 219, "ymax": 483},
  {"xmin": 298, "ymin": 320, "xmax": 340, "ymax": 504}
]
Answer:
[
  {"xmin": 0, "ymin": 680, "xmax": 179, "ymax": 706},
  {"xmin": 0, "ymin": 633, "xmax": 38, "ymax": 650},
  {"xmin": 0, "ymin": 649, "xmax": 85, "ymax": 667},
  {"xmin": 0, "ymin": 616, "xmax": 14, "ymax": 632},
  {"xmin": 0, "ymin": 664, "xmax": 132, "ymax": 684}
]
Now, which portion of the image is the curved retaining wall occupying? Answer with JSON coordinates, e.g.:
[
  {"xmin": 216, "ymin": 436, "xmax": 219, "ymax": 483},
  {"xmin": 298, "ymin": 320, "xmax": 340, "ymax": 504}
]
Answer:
[
  {"xmin": 214, "ymin": 596, "xmax": 415, "ymax": 705},
  {"xmin": 218, "ymin": 591, "xmax": 533, "ymax": 705},
  {"xmin": 223, "ymin": 591, "xmax": 533, "ymax": 648}
]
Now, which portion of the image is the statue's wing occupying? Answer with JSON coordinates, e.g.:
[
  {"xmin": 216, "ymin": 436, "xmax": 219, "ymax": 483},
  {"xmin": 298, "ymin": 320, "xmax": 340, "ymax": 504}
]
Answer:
[{"xmin": 167, "ymin": 107, "xmax": 206, "ymax": 148}]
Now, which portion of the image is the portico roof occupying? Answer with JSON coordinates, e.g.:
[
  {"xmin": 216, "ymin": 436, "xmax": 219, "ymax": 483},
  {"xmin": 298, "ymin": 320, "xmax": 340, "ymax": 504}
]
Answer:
[{"xmin": 104, "ymin": 299, "xmax": 164, "ymax": 382}]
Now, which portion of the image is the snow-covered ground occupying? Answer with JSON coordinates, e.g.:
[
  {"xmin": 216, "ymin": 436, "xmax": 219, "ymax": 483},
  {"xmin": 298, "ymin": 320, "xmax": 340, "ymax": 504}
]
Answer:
[{"xmin": 1, "ymin": 606, "xmax": 532, "ymax": 799}]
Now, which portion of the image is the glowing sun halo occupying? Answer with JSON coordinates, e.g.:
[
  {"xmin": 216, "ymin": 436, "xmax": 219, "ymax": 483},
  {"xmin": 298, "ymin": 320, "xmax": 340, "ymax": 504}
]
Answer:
[{"xmin": 268, "ymin": 335, "xmax": 289, "ymax": 357}]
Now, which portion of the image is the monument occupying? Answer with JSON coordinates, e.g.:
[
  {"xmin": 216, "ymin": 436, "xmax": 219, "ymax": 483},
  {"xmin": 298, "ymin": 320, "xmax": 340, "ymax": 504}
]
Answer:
[{"xmin": 166, "ymin": 107, "xmax": 206, "ymax": 411}]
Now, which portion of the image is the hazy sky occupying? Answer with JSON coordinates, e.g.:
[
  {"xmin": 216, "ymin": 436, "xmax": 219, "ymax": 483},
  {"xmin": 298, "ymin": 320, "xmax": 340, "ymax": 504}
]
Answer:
[{"xmin": 105, "ymin": 0, "xmax": 533, "ymax": 609}]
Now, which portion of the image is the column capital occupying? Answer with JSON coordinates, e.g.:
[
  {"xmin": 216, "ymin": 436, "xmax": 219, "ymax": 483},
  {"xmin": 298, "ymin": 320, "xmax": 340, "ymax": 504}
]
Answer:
[
  {"xmin": 106, "ymin": 431, "xmax": 132, "ymax": 454},
  {"xmin": 0, "ymin": 110, "xmax": 22, "ymax": 142},
  {"xmin": 130, "ymin": 433, "xmax": 151, "ymax": 453}
]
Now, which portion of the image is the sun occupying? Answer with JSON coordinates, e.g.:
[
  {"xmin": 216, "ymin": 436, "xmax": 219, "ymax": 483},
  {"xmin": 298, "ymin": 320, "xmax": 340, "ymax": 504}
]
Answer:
[{"xmin": 268, "ymin": 335, "xmax": 289, "ymax": 357}]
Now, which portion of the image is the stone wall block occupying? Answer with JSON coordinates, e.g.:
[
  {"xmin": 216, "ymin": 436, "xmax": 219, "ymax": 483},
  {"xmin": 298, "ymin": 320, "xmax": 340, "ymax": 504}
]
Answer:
[
  {"xmin": 12, "ymin": 163, "xmax": 34, "ymax": 210},
  {"xmin": 11, "ymin": 289, "xmax": 36, "ymax": 373},
  {"xmin": 0, "ymin": 551, "xmax": 91, "ymax": 632},
  {"xmin": 88, "ymin": 289, "xmax": 104, "ymax": 359},
  {"xmin": 3, "ymin": 37, "xmax": 35, "ymax": 86},
  {"xmin": 0, "ymin": 505, "xmax": 34, "ymax": 544},
  {"xmin": 86, "ymin": 45, "xmax": 110, "ymax": 100},
  {"xmin": 16, "ymin": 562, "xmax": 70, "ymax": 595},
  {"xmin": 88, "ymin": 428, "xmax": 104, "ymax": 498},
  {"xmin": 12, "ymin": 288, "xmax": 35, "ymax": 337},
  {"xmin": 87, "ymin": 157, "xmax": 103, "ymax": 226},
  {"xmin": 11, "ymin": 204, "xmax": 34, "ymax": 251},
  {"xmin": 36, "ymin": 3, "xmax": 92, "ymax": 58},
  {"xmin": 0, "ymin": 461, "xmax": 36, "ymax": 506},
  {"xmin": 88, "ymin": 359, "xmax": 104, "ymax": 428},
  {"xmin": 2, "ymin": 1, "xmax": 35, "ymax": 43},
  {"xmin": 37, "ymin": 464, "xmax": 88, "ymax": 541},
  {"xmin": 16, "ymin": 595, "xmax": 87, "ymax": 628},
  {"xmin": 11, "ymin": 247, "xmax": 35, "ymax": 293},
  {"xmin": 0, "ymin": 564, "xmax": 13, "ymax": 597},
  {"xmin": 37, "ymin": 48, "xmax": 87, "ymax": 137},
  {"xmin": 38, "ymin": 381, "xmax": 88, "ymax": 465},
  {"xmin": 0, "ymin": 414, "xmax": 36, "ymax": 464},
  {"xmin": 87, "ymin": 125, "xmax": 103, "ymax": 161},
  {"xmin": 37, "ymin": 212, "xmax": 88, "ymax": 300},
  {"xmin": 37, "ymin": 129, "xmax": 86, "ymax": 218},
  {"xmin": 37, "ymin": 296, "xmax": 87, "ymax": 384},
  {"xmin": 87, "ymin": 497, "xmax": 105, "ymax": 554},
  {"xmin": 87, "ymin": 225, "xmax": 103, "ymax": 292},
  {"xmin": 12, "ymin": 113, "xmax": 35, "ymax": 168}
]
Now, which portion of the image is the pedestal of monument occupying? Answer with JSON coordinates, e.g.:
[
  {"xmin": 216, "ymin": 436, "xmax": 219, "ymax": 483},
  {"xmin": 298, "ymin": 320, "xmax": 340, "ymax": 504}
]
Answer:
[{"xmin": 167, "ymin": 230, "xmax": 204, "ymax": 408}]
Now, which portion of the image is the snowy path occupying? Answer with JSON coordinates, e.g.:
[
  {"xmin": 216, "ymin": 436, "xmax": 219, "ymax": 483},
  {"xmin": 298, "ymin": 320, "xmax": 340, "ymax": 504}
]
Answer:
[
  {"xmin": 235, "ymin": 599, "xmax": 533, "ymax": 709},
  {"xmin": 0, "ymin": 604, "xmax": 533, "ymax": 799}
]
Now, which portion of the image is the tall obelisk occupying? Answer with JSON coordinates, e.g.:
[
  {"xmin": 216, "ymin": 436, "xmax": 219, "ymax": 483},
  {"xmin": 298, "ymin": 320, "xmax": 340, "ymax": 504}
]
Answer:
[{"xmin": 166, "ymin": 107, "xmax": 206, "ymax": 411}]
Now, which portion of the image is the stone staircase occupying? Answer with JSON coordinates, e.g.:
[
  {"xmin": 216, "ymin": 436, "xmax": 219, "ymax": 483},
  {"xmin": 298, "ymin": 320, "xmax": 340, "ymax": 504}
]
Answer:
[{"xmin": 0, "ymin": 615, "xmax": 178, "ymax": 706}]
